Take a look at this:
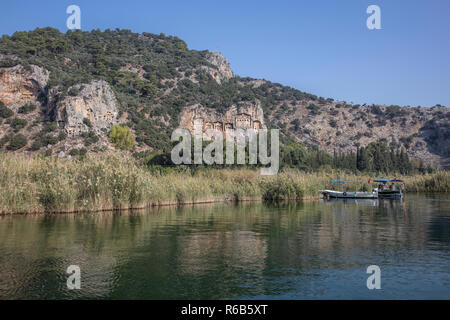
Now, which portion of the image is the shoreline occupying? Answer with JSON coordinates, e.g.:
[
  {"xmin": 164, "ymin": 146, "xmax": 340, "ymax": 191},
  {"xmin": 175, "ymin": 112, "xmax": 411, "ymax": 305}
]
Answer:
[
  {"xmin": 1, "ymin": 152, "xmax": 448, "ymax": 216},
  {"xmin": 0, "ymin": 196, "xmax": 322, "ymax": 216},
  {"xmin": 3, "ymin": 191, "xmax": 450, "ymax": 215}
]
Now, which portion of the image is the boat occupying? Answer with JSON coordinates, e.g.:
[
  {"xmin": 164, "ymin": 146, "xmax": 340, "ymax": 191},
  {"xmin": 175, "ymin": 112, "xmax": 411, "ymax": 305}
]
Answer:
[
  {"xmin": 324, "ymin": 198, "xmax": 379, "ymax": 206},
  {"xmin": 320, "ymin": 180, "xmax": 378, "ymax": 199},
  {"xmin": 374, "ymin": 178, "xmax": 404, "ymax": 199},
  {"xmin": 320, "ymin": 190, "xmax": 378, "ymax": 199}
]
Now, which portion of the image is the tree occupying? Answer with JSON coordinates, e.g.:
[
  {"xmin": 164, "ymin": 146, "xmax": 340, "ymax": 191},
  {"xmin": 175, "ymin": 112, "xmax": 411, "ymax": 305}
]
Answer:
[
  {"xmin": 7, "ymin": 134, "xmax": 27, "ymax": 150},
  {"xmin": 29, "ymin": 140, "xmax": 42, "ymax": 151},
  {"xmin": 10, "ymin": 118, "xmax": 27, "ymax": 131},
  {"xmin": 18, "ymin": 104, "xmax": 36, "ymax": 114},
  {"xmin": 109, "ymin": 125, "xmax": 135, "ymax": 150},
  {"xmin": 0, "ymin": 102, "xmax": 13, "ymax": 118}
]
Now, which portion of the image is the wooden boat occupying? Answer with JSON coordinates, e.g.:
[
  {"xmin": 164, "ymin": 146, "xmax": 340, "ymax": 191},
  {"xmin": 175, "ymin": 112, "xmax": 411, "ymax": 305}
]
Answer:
[
  {"xmin": 320, "ymin": 180, "xmax": 377, "ymax": 199},
  {"xmin": 320, "ymin": 179, "xmax": 405, "ymax": 200},
  {"xmin": 374, "ymin": 179, "xmax": 404, "ymax": 199},
  {"xmin": 320, "ymin": 190, "xmax": 378, "ymax": 199}
]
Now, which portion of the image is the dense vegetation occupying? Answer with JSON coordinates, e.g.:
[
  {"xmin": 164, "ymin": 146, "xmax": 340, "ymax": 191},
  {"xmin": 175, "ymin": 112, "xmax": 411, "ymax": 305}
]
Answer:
[
  {"xmin": 0, "ymin": 152, "xmax": 448, "ymax": 214},
  {"xmin": 0, "ymin": 27, "xmax": 321, "ymax": 152},
  {"xmin": 0, "ymin": 27, "xmax": 215, "ymax": 151},
  {"xmin": 0, "ymin": 28, "xmax": 448, "ymax": 172},
  {"xmin": 109, "ymin": 125, "xmax": 135, "ymax": 150},
  {"xmin": 145, "ymin": 139, "xmax": 433, "ymax": 175}
]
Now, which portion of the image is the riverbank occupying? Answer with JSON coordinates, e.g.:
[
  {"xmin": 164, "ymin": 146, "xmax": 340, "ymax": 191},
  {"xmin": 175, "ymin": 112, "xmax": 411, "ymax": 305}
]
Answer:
[{"xmin": 0, "ymin": 152, "xmax": 449, "ymax": 214}]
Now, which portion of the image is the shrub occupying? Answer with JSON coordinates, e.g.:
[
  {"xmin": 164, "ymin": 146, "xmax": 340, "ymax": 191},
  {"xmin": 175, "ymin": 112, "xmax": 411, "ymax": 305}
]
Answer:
[
  {"xmin": 68, "ymin": 87, "xmax": 80, "ymax": 96},
  {"xmin": 7, "ymin": 134, "xmax": 27, "ymax": 150},
  {"xmin": 0, "ymin": 102, "xmax": 13, "ymax": 118},
  {"xmin": 69, "ymin": 149, "xmax": 80, "ymax": 156},
  {"xmin": 260, "ymin": 174, "xmax": 304, "ymax": 201},
  {"xmin": 385, "ymin": 105, "xmax": 407, "ymax": 118},
  {"xmin": 42, "ymin": 122, "xmax": 58, "ymax": 133},
  {"xmin": 329, "ymin": 109, "xmax": 339, "ymax": 116},
  {"xmin": 43, "ymin": 149, "xmax": 52, "ymax": 157},
  {"xmin": 58, "ymin": 131, "xmax": 67, "ymax": 141},
  {"xmin": 109, "ymin": 125, "xmax": 135, "ymax": 150},
  {"xmin": 79, "ymin": 148, "xmax": 87, "ymax": 156},
  {"xmin": 18, "ymin": 104, "xmax": 36, "ymax": 114},
  {"xmin": 81, "ymin": 130, "xmax": 99, "ymax": 146},
  {"xmin": 10, "ymin": 118, "xmax": 28, "ymax": 131},
  {"xmin": 0, "ymin": 134, "xmax": 12, "ymax": 148},
  {"xmin": 83, "ymin": 117, "xmax": 92, "ymax": 128},
  {"xmin": 41, "ymin": 134, "xmax": 59, "ymax": 145},
  {"xmin": 370, "ymin": 105, "xmax": 383, "ymax": 115},
  {"xmin": 307, "ymin": 103, "xmax": 321, "ymax": 115},
  {"xmin": 29, "ymin": 140, "xmax": 42, "ymax": 151}
]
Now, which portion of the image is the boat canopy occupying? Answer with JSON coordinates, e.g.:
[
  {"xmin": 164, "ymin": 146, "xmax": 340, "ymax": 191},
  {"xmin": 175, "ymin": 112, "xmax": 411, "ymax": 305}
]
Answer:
[
  {"xmin": 331, "ymin": 180, "xmax": 346, "ymax": 184},
  {"xmin": 374, "ymin": 178, "xmax": 404, "ymax": 183}
]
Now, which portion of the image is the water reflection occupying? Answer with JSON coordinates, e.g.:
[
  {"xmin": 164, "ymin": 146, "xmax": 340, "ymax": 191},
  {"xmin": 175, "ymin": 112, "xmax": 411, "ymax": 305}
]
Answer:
[{"xmin": 0, "ymin": 194, "xmax": 449, "ymax": 299}]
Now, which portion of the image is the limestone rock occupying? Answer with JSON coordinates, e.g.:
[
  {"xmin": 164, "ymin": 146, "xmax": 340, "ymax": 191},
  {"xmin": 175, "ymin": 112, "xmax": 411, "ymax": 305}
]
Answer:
[
  {"xmin": 179, "ymin": 99, "xmax": 265, "ymax": 138},
  {"xmin": 56, "ymin": 80, "xmax": 119, "ymax": 137},
  {"xmin": 0, "ymin": 64, "xmax": 49, "ymax": 109},
  {"xmin": 201, "ymin": 52, "xmax": 233, "ymax": 84}
]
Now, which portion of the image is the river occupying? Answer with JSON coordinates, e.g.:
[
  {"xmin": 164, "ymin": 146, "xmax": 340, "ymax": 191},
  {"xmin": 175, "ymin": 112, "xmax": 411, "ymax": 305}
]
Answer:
[{"xmin": 0, "ymin": 193, "xmax": 449, "ymax": 299}]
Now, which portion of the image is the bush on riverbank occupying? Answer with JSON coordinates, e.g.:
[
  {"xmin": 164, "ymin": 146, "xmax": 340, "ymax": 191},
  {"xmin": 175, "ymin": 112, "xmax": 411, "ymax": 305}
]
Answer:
[
  {"xmin": 405, "ymin": 171, "xmax": 450, "ymax": 192},
  {"xmin": 0, "ymin": 152, "xmax": 448, "ymax": 214}
]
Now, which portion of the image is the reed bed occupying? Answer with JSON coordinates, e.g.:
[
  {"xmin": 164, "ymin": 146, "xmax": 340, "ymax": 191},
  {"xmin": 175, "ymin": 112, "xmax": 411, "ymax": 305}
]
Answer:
[{"xmin": 0, "ymin": 152, "xmax": 448, "ymax": 214}]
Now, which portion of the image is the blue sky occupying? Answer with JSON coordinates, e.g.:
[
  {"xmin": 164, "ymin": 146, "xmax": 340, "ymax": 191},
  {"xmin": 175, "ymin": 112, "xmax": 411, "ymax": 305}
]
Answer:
[{"xmin": 1, "ymin": 0, "xmax": 449, "ymax": 107}]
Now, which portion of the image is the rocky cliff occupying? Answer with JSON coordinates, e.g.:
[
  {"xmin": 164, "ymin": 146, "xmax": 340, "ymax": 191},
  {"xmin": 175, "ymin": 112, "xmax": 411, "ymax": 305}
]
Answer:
[
  {"xmin": 0, "ymin": 28, "xmax": 448, "ymax": 168},
  {"xmin": 0, "ymin": 64, "xmax": 119, "ymax": 155},
  {"xmin": 260, "ymin": 96, "xmax": 450, "ymax": 168},
  {"xmin": 0, "ymin": 64, "xmax": 48, "ymax": 109},
  {"xmin": 201, "ymin": 52, "xmax": 234, "ymax": 84},
  {"xmin": 180, "ymin": 99, "xmax": 265, "ymax": 138},
  {"xmin": 56, "ymin": 80, "xmax": 119, "ymax": 137}
]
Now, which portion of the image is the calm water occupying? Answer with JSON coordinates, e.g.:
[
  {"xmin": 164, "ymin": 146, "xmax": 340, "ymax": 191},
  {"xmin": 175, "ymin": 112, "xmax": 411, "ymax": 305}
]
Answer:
[{"xmin": 0, "ymin": 193, "xmax": 449, "ymax": 300}]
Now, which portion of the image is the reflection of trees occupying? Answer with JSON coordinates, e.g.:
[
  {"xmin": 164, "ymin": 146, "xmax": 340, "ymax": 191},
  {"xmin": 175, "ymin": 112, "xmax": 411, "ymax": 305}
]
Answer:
[
  {"xmin": 426, "ymin": 198, "xmax": 450, "ymax": 245},
  {"xmin": 0, "ymin": 196, "xmax": 445, "ymax": 299}
]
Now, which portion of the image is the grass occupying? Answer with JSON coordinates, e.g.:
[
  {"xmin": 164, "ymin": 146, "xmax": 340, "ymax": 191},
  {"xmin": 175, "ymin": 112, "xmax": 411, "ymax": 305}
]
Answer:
[{"xmin": 0, "ymin": 152, "xmax": 448, "ymax": 214}]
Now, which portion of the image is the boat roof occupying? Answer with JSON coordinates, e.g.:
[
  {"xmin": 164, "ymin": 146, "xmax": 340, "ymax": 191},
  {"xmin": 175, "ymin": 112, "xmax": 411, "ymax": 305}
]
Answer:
[
  {"xmin": 331, "ymin": 180, "xmax": 346, "ymax": 184},
  {"xmin": 374, "ymin": 178, "xmax": 404, "ymax": 183}
]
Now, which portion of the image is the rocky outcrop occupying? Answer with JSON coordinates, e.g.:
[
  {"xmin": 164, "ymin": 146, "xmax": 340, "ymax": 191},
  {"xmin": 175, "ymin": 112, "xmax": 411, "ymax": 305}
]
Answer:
[
  {"xmin": 180, "ymin": 99, "xmax": 265, "ymax": 138},
  {"xmin": 0, "ymin": 64, "xmax": 49, "ymax": 109},
  {"xmin": 270, "ymin": 100, "xmax": 450, "ymax": 168},
  {"xmin": 56, "ymin": 80, "xmax": 119, "ymax": 136},
  {"xmin": 201, "ymin": 52, "xmax": 233, "ymax": 84}
]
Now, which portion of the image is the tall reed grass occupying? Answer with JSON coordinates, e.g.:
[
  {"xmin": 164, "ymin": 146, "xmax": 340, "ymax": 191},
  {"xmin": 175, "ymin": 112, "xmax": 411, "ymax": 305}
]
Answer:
[{"xmin": 0, "ymin": 152, "xmax": 448, "ymax": 214}]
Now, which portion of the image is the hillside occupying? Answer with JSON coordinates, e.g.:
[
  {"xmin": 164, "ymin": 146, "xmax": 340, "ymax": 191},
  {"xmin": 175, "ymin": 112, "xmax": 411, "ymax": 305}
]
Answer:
[{"xmin": 0, "ymin": 28, "xmax": 449, "ymax": 168}]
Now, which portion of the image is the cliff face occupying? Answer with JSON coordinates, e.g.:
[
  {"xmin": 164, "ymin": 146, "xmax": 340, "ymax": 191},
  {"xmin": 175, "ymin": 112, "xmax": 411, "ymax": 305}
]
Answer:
[
  {"xmin": 0, "ymin": 28, "xmax": 448, "ymax": 168},
  {"xmin": 56, "ymin": 80, "xmax": 119, "ymax": 137},
  {"xmin": 201, "ymin": 52, "xmax": 233, "ymax": 84},
  {"xmin": 262, "ymin": 98, "xmax": 450, "ymax": 168},
  {"xmin": 0, "ymin": 64, "xmax": 48, "ymax": 108},
  {"xmin": 179, "ymin": 99, "xmax": 265, "ymax": 138},
  {"xmin": 0, "ymin": 65, "xmax": 119, "ymax": 155}
]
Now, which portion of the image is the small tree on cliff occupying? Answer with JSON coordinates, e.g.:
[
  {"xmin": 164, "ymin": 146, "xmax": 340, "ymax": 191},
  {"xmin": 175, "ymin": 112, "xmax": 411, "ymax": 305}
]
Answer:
[{"xmin": 109, "ymin": 125, "xmax": 135, "ymax": 150}]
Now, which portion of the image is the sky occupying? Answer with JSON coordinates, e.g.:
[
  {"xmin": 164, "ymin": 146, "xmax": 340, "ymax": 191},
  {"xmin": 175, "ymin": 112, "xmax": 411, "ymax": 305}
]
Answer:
[{"xmin": 0, "ymin": 0, "xmax": 449, "ymax": 107}]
